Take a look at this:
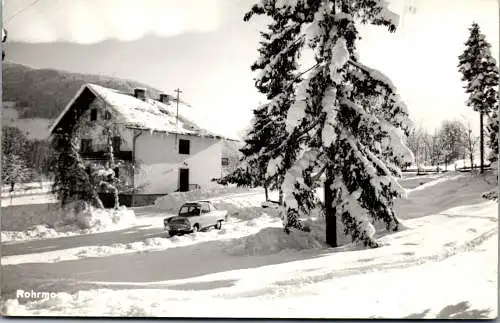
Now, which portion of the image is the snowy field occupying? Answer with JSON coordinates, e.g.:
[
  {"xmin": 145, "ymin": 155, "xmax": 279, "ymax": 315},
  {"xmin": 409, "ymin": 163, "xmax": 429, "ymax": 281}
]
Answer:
[{"xmin": 1, "ymin": 171, "xmax": 498, "ymax": 318}]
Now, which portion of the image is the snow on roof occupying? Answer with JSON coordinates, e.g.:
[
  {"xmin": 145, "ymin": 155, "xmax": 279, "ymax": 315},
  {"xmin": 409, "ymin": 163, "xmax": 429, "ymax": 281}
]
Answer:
[
  {"xmin": 86, "ymin": 84, "xmax": 215, "ymax": 136},
  {"xmin": 50, "ymin": 83, "xmax": 233, "ymax": 139}
]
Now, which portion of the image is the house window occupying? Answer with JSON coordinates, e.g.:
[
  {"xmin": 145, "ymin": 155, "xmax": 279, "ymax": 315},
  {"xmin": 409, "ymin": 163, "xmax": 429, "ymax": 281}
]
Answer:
[
  {"xmin": 112, "ymin": 136, "xmax": 121, "ymax": 152},
  {"xmin": 179, "ymin": 139, "xmax": 190, "ymax": 155},
  {"xmin": 90, "ymin": 109, "xmax": 98, "ymax": 121},
  {"xmin": 104, "ymin": 110, "xmax": 112, "ymax": 120},
  {"xmin": 221, "ymin": 157, "xmax": 229, "ymax": 166},
  {"xmin": 81, "ymin": 139, "xmax": 92, "ymax": 153}
]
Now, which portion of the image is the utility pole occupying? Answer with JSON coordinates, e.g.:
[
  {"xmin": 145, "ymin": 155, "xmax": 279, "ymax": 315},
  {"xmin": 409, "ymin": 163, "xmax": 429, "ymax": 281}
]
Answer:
[
  {"xmin": 174, "ymin": 88, "xmax": 183, "ymax": 149},
  {"xmin": 174, "ymin": 88, "xmax": 183, "ymax": 131}
]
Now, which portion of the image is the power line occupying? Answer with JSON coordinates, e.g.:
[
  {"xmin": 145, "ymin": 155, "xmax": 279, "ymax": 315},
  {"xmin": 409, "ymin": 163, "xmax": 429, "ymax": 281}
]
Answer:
[{"xmin": 5, "ymin": 0, "xmax": 44, "ymax": 25}]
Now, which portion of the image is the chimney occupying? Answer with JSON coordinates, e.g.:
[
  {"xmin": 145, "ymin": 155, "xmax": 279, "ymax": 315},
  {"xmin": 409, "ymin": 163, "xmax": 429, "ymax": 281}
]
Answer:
[
  {"xmin": 134, "ymin": 88, "xmax": 146, "ymax": 101},
  {"xmin": 159, "ymin": 93, "xmax": 170, "ymax": 104}
]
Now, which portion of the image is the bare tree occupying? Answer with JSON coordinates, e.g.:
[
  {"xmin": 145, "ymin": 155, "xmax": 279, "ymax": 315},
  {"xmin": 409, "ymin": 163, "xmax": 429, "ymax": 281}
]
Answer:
[
  {"xmin": 406, "ymin": 125, "xmax": 426, "ymax": 173},
  {"xmin": 463, "ymin": 122, "xmax": 479, "ymax": 169},
  {"xmin": 421, "ymin": 132, "xmax": 433, "ymax": 167},
  {"xmin": 438, "ymin": 120, "xmax": 467, "ymax": 171},
  {"xmin": 430, "ymin": 130, "xmax": 443, "ymax": 170}
]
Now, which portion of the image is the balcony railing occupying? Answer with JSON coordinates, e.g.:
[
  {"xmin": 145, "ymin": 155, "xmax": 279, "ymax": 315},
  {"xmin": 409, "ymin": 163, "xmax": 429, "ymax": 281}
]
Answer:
[{"xmin": 80, "ymin": 150, "xmax": 133, "ymax": 161}]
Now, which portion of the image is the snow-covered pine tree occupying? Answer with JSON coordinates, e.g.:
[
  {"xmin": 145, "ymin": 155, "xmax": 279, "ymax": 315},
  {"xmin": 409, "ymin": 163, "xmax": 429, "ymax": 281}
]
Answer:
[
  {"xmin": 458, "ymin": 22, "xmax": 499, "ymax": 173},
  {"xmin": 216, "ymin": 111, "xmax": 279, "ymax": 201},
  {"xmin": 218, "ymin": 7, "xmax": 304, "ymax": 205},
  {"xmin": 246, "ymin": 0, "xmax": 413, "ymax": 247},
  {"xmin": 51, "ymin": 132, "xmax": 104, "ymax": 208}
]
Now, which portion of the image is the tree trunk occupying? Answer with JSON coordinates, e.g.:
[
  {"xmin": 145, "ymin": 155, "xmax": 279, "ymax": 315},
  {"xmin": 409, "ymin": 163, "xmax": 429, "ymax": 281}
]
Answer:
[
  {"xmin": 106, "ymin": 131, "xmax": 119, "ymax": 209},
  {"xmin": 279, "ymin": 188, "xmax": 283, "ymax": 205},
  {"xmin": 113, "ymin": 186, "xmax": 119, "ymax": 210},
  {"xmin": 264, "ymin": 184, "xmax": 269, "ymax": 201},
  {"xmin": 480, "ymin": 112, "xmax": 485, "ymax": 173},
  {"xmin": 324, "ymin": 167, "xmax": 337, "ymax": 247},
  {"xmin": 91, "ymin": 190, "xmax": 105, "ymax": 209}
]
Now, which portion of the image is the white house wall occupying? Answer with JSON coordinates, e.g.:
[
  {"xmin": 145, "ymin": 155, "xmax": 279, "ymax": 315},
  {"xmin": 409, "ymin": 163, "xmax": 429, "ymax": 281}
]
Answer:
[{"xmin": 134, "ymin": 132, "xmax": 224, "ymax": 194}]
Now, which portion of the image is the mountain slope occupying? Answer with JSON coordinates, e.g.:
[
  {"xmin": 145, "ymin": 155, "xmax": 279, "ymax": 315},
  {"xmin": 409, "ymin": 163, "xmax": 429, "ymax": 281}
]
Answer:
[{"xmin": 2, "ymin": 61, "xmax": 173, "ymax": 119}]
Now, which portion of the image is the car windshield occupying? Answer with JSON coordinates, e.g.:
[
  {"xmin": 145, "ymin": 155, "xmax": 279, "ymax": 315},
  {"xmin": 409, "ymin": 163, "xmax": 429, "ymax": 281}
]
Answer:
[{"xmin": 179, "ymin": 204, "xmax": 201, "ymax": 217}]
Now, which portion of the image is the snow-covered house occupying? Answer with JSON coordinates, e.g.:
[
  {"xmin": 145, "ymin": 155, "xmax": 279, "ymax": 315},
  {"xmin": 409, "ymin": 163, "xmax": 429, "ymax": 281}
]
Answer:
[{"xmin": 49, "ymin": 83, "xmax": 239, "ymax": 206}]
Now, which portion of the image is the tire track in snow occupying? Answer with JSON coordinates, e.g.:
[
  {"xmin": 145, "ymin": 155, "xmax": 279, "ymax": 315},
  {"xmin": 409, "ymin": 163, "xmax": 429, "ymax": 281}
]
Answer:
[{"xmin": 220, "ymin": 225, "xmax": 498, "ymax": 299}]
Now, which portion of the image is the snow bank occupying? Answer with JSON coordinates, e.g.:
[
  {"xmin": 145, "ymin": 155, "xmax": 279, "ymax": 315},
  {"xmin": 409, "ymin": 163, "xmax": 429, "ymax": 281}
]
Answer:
[
  {"xmin": 213, "ymin": 198, "xmax": 281, "ymax": 221},
  {"xmin": 154, "ymin": 186, "xmax": 255, "ymax": 213},
  {"xmin": 1, "ymin": 203, "xmax": 136, "ymax": 243},
  {"xmin": 2, "ymin": 214, "xmax": 283, "ymax": 265},
  {"xmin": 223, "ymin": 218, "xmax": 328, "ymax": 256},
  {"xmin": 1, "ymin": 225, "xmax": 65, "ymax": 242},
  {"xmin": 58, "ymin": 202, "xmax": 135, "ymax": 231}
]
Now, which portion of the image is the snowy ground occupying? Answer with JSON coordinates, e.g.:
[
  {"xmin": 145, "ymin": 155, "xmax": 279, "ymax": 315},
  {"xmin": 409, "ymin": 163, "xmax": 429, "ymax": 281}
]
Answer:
[
  {"xmin": 1, "ymin": 171, "xmax": 497, "ymax": 318},
  {"xmin": 1, "ymin": 203, "xmax": 154, "ymax": 244},
  {"xmin": 406, "ymin": 156, "xmax": 492, "ymax": 173}
]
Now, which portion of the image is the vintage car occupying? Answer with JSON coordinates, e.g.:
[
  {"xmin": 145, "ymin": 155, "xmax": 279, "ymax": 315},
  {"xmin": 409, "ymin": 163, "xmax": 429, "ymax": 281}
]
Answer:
[{"xmin": 163, "ymin": 201, "xmax": 227, "ymax": 236}]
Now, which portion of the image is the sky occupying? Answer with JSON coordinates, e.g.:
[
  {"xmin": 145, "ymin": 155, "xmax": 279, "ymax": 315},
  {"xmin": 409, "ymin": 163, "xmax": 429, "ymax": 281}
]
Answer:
[{"xmin": 3, "ymin": 0, "xmax": 499, "ymax": 138}]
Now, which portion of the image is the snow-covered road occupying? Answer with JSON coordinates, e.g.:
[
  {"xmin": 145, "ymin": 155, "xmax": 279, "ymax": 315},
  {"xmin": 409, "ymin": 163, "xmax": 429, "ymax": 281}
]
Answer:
[{"xmin": 1, "ymin": 171, "xmax": 497, "ymax": 318}]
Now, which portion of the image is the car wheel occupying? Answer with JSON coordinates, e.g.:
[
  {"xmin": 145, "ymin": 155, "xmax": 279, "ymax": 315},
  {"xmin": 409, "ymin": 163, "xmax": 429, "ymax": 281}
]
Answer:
[
  {"xmin": 192, "ymin": 224, "xmax": 199, "ymax": 233},
  {"xmin": 215, "ymin": 220, "xmax": 223, "ymax": 230},
  {"xmin": 168, "ymin": 230, "xmax": 177, "ymax": 236}
]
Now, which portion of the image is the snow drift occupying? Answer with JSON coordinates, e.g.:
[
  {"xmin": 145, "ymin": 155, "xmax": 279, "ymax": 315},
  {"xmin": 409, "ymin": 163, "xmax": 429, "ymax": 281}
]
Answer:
[
  {"xmin": 1, "ymin": 202, "xmax": 136, "ymax": 243},
  {"xmin": 154, "ymin": 186, "xmax": 255, "ymax": 213},
  {"xmin": 223, "ymin": 217, "xmax": 328, "ymax": 256},
  {"xmin": 58, "ymin": 202, "xmax": 135, "ymax": 230}
]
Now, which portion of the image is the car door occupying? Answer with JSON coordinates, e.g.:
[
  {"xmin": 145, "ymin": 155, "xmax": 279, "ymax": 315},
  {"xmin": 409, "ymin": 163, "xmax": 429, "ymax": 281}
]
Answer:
[
  {"xmin": 209, "ymin": 203, "xmax": 223, "ymax": 222},
  {"xmin": 200, "ymin": 203, "xmax": 212, "ymax": 228},
  {"xmin": 185, "ymin": 205, "xmax": 201, "ymax": 229}
]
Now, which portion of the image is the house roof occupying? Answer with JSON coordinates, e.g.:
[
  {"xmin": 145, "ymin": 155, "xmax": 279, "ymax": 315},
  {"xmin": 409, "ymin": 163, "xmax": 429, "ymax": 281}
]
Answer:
[{"xmin": 50, "ymin": 83, "xmax": 235, "ymax": 140}]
